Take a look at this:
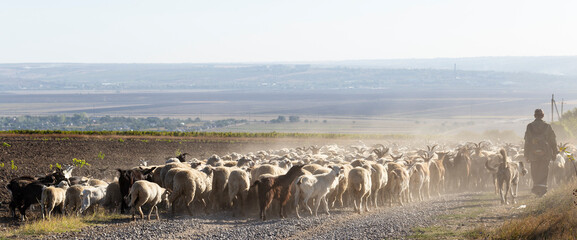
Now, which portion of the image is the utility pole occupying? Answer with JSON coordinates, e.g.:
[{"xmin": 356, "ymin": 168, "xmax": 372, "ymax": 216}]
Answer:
[{"xmin": 551, "ymin": 94, "xmax": 554, "ymax": 122}]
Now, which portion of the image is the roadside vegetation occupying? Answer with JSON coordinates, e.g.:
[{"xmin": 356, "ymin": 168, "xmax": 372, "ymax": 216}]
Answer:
[
  {"xmin": 1, "ymin": 212, "xmax": 128, "ymax": 239},
  {"xmin": 410, "ymin": 180, "xmax": 577, "ymax": 239}
]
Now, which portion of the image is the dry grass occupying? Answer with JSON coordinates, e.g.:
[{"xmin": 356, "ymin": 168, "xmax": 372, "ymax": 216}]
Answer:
[
  {"xmin": 0, "ymin": 211, "xmax": 128, "ymax": 239},
  {"xmin": 488, "ymin": 179, "xmax": 577, "ymax": 239}
]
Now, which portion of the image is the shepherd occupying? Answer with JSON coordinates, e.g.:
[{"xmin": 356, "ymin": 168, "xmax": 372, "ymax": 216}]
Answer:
[{"xmin": 524, "ymin": 109, "xmax": 558, "ymax": 197}]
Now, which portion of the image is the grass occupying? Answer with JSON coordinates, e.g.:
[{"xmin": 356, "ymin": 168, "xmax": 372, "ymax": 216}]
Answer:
[
  {"xmin": 488, "ymin": 180, "xmax": 577, "ymax": 239},
  {"xmin": 0, "ymin": 211, "xmax": 129, "ymax": 239},
  {"xmin": 410, "ymin": 181, "xmax": 577, "ymax": 240}
]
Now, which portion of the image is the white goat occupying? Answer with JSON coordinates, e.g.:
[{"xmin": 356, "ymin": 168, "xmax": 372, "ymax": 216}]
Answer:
[
  {"xmin": 294, "ymin": 165, "xmax": 343, "ymax": 217},
  {"xmin": 128, "ymin": 180, "xmax": 171, "ymax": 220}
]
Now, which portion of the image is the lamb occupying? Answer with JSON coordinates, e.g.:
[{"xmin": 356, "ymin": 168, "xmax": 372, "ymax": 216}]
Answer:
[
  {"xmin": 41, "ymin": 181, "xmax": 70, "ymax": 220},
  {"xmin": 347, "ymin": 166, "xmax": 372, "ymax": 213},
  {"xmin": 252, "ymin": 164, "xmax": 306, "ymax": 220},
  {"xmin": 128, "ymin": 180, "xmax": 171, "ymax": 220},
  {"xmin": 80, "ymin": 185, "xmax": 108, "ymax": 214},
  {"xmin": 65, "ymin": 185, "xmax": 85, "ymax": 216},
  {"xmin": 227, "ymin": 168, "xmax": 251, "ymax": 217},
  {"xmin": 294, "ymin": 165, "xmax": 343, "ymax": 217}
]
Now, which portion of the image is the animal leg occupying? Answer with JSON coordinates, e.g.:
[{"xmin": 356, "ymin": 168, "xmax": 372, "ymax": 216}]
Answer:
[{"xmin": 323, "ymin": 196, "xmax": 330, "ymax": 216}]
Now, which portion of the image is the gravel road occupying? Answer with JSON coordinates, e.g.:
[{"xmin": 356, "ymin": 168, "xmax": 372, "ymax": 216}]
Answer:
[{"xmin": 46, "ymin": 193, "xmax": 471, "ymax": 240}]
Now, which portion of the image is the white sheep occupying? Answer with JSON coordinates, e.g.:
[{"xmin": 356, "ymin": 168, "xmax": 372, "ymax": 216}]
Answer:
[
  {"xmin": 294, "ymin": 165, "xmax": 343, "ymax": 217},
  {"xmin": 169, "ymin": 167, "xmax": 213, "ymax": 215},
  {"xmin": 227, "ymin": 168, "xmax": 251, "ymax": 217},
  {"xmin": 347, "ymin": 166, "xmax": 372, "ymax": 213},
  {"xmin": 368, "ymin": 163, "xmax": 388, "ymax": 208},
  {"xmin": 387, "ymin": 166, "xmax": 410, "ymax": 206},
  {"xmin": 86, "ymin": 178, "xmax": 109, "ymax": 188},
  {"xmin": 41, "ymin": 181, "xmax": 70, "ymax": 220},
  {"xmin": 210, "ymin": 166, "xmax": 232, "ymax": 211},
  {"xmin": 250, "ymin": 164, "xmax": 285, "ymax": 185},
  {"xmin": 101, "ymin": 181, "xmax": 123, "ymax": 213},
  {"xmin": 65, "ymin": 185, "xmax": 85, "ymax": 216},
  {"xmin": 80, "ymin": 185, "xmax": 107, "ymax": 214},
  {"xmin": 128, "ymin": 180, "xmax": 171, "ymax": 220}
]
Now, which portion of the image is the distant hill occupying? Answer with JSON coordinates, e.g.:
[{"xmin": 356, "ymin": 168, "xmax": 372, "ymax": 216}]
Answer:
[
  {"xmin": 327, "ymin": 56, "xmax": 577, "ymax": 76},
  {"xmin": 0, "ymin": 56, "xmax": 575, "ymax": 92}
]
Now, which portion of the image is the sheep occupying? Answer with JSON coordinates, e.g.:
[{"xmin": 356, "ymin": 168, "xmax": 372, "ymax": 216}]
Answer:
[
  {"xmin": 302, "ymin": 163, "xmax": 326, "ymax": 174},
  {"xmin": 168, "ymin": 167, "xmax": 213, "ymax": 215},
  {"xmin": 101, "ymin": 181, "xmax": 123, "ymax": 213},
  {"xmin": 387, "ymin": 166, "xmax": 410, "ymax": 206},
  {"xmin": 206, "ymin": 154, "xmax": 223, "ymax": 167},
  {"xmin": 65, "ymin": 185, "xmax": 85, "ymax": 216},
  {"xmin": 328, "ymin": 164, "xmax": 352, "ymax": 208},
  {"xmin": 250, "ymin": 164, "xmax": 285, "ymax": 185},
  {"xmin": 7, "ymin": 172, "xmax": 67, "ymax": 221},
  {"xmin": 252, "ymin": 165, "xmax": 306, "ymax": 220},
  {"xmin": 86, "ymin": 178, "xmax": 109, "ymax": 188},
  {"xmin": 159, "ymin": 162, "xmax": 189, "ymax": 187},
  {"xmin": 80, "ymin": 185, "xmax": 107, "ymax": 214},
  {"xmin": 128, "ymin": 180, "xmax": 171, "ymax": 220},
  {"xmin": 227, "ymin": 168, "xmax": 251, "ymax": 217},
  {"xmin": 41, "ymin": 181, "xmax": 70, "ymax": 220},
  {"xmin": 163, "ymin": 167, "xmax": 189, "ymax": 191},
  {"xmin": 210, "ymin": 166, "xmax": 232, "ymax": 211},
  {"xmin": 367, "ymin": 162, "xmax": 388, "ymax": 208},
  {"xmin": 294, "ymin": 165, "xmax": 343, "ymax": 217},
  {"xmin": 347, "ymin": 166, "xmax": 372, "ymax": 213}
]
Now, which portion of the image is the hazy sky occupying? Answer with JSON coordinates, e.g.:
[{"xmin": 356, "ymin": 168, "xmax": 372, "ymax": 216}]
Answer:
[{"xmin": 2, "ymin": 0, "xmax": 576, "ymax": 63}]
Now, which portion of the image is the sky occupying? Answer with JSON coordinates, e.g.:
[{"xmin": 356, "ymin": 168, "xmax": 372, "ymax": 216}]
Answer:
[{"xmin": 1, "ymin": 0, "xmax": 576, "ymax": 63}]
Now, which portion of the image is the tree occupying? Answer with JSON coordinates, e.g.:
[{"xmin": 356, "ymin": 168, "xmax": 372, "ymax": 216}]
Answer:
[{"xmin": 289, "ymin": 116, "xmax": 300, "ymax": 123}]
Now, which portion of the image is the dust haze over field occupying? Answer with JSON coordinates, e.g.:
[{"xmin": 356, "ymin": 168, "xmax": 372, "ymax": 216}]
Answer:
[{"xmin": 1, "ymin": 58, "xmax": 577, "ymax": 137}]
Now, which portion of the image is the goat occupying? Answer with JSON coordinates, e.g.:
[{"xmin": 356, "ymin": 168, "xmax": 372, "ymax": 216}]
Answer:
[
  {"xmin": 252, "ymin": 164, "xmax": 306, "ymax": 220},
  {"xmin": 294, "ymin": 165, "xmax": 343, "ymax": 217},
  {"xmin": 485, "ymin": 149, "xmax": 528, "ymax": 204}
]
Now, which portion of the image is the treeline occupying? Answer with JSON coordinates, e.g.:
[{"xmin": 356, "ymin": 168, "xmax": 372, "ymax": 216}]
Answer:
[
  {"xmin": 0, "ymin": 114, "xmax": 247, "ymax": 132},
  {"xmin": 0, "ymin": 129, "xmax": 408, "ymax": 140}
]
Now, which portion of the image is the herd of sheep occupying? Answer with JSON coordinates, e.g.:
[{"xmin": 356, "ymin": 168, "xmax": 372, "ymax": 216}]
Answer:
[{"xmin": 6, "ymin": 140, "xmax": 576, "ymax": 222}]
